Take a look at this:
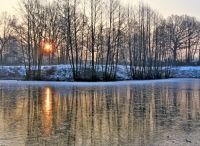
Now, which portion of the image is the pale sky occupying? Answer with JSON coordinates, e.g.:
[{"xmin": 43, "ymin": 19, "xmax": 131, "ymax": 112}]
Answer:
[{"xmin": 0, "ymin": 0, "xmax": 199, "ymax": 20}]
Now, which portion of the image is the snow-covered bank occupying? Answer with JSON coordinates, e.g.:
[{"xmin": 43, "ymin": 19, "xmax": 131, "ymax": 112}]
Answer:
[
  {"xmin": 0, "ymin": 65, "xmax": 129, "ymax": 81},
  {"xmin": 0, "ymin": 65, "xmax": 200, "ymax": 81},
  {"xmin": 172, "ymin": 66, "xmax": 200, "ymax": 78}
]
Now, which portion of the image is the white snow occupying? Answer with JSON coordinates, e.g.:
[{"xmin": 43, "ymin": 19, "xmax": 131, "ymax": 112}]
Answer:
[
  {"xmin": 0, "ymin": 65, "xmax": 200, "ymax": 81},
  {"xmin": 176, "ymin": 66, "xmax": 200, "ymax": 71},
  {"xmin": 172, "ymin": 66, "xmax": 200, "ymax": 78}
]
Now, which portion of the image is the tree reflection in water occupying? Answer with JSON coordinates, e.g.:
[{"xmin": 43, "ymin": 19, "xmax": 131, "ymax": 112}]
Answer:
[{"xmin": 0, "ymin": 80, "xmax": 200, "ymax": 145}]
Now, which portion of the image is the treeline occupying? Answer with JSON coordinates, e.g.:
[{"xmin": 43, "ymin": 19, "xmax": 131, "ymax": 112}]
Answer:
[{"xmin": 0, "ymin": 0, "xmax": 200, "ymax": 81}]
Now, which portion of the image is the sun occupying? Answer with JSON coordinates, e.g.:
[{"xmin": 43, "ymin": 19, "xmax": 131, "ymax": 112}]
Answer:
[{"xmin": 44, "ymin": 43, "xmax": 52, "ymax": 52}]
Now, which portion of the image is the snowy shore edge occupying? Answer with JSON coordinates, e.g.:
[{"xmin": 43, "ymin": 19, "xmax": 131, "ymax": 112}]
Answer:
[{"xmin": 0, "ymin": 65, "xmax": 200, "ymax": 81}]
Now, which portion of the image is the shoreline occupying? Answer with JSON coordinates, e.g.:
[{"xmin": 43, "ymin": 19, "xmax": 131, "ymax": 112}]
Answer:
[
  {"xmin": 0, "ymin": 78, "xmax": 199, "ymax": 87},
  {"xmin": 0, "ymin": 65, "xmax": 200, "ymax": 81}
]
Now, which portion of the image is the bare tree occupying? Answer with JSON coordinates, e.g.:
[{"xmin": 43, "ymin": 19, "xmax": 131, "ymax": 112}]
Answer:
[{"xmin": 0, "ymin": 12, "xmax": 14, "ymax": 66}]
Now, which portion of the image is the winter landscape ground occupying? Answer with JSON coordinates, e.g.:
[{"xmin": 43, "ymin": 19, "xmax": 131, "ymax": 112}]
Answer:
[{"xmin": 0, "ymin": 65, "xmax": 200, "ymax": 81}]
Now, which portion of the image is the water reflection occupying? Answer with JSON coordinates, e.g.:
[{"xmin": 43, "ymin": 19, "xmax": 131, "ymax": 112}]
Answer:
[
  {"xmin": 42, "ymin": 87, "xmax": 53, "ymax": 136},
  {"xmin": 0, "ymin": 80, "xmax": 200, "ymax": 145}
]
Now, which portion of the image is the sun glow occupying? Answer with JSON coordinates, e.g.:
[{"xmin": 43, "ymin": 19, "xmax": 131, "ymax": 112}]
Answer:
[
  {"xmin": 46, "ymin": 88, "xmax": 51, "ymax": 110},
  {"xmin": 44, "ymin": 43, "xmax": 53, "ymax": 52},
  {"xmin": 42, "ymin": 87, "xmax": 53, "ymax": 136}
]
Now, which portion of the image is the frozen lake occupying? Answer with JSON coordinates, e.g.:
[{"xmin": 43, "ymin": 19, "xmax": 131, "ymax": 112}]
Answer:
[{"xmin": 0, "ymin": 79, "xmax": 200, "ymax": 146}]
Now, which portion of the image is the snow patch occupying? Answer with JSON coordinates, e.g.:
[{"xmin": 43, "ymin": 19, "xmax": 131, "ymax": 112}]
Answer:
[{"xmin": 0, "ymin": 65, "xmax": 200, "ymax": 80}]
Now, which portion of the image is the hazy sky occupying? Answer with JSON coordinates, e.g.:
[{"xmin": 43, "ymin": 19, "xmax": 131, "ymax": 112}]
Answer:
[{"xmin": 0, "ymin": 0, "xmax": 199, "ymax": 20}]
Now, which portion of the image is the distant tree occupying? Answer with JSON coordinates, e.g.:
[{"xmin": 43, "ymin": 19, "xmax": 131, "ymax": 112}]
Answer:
[{"xmin": 0, "ymin": 12, "xmax": 14, "ymax": 66}]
